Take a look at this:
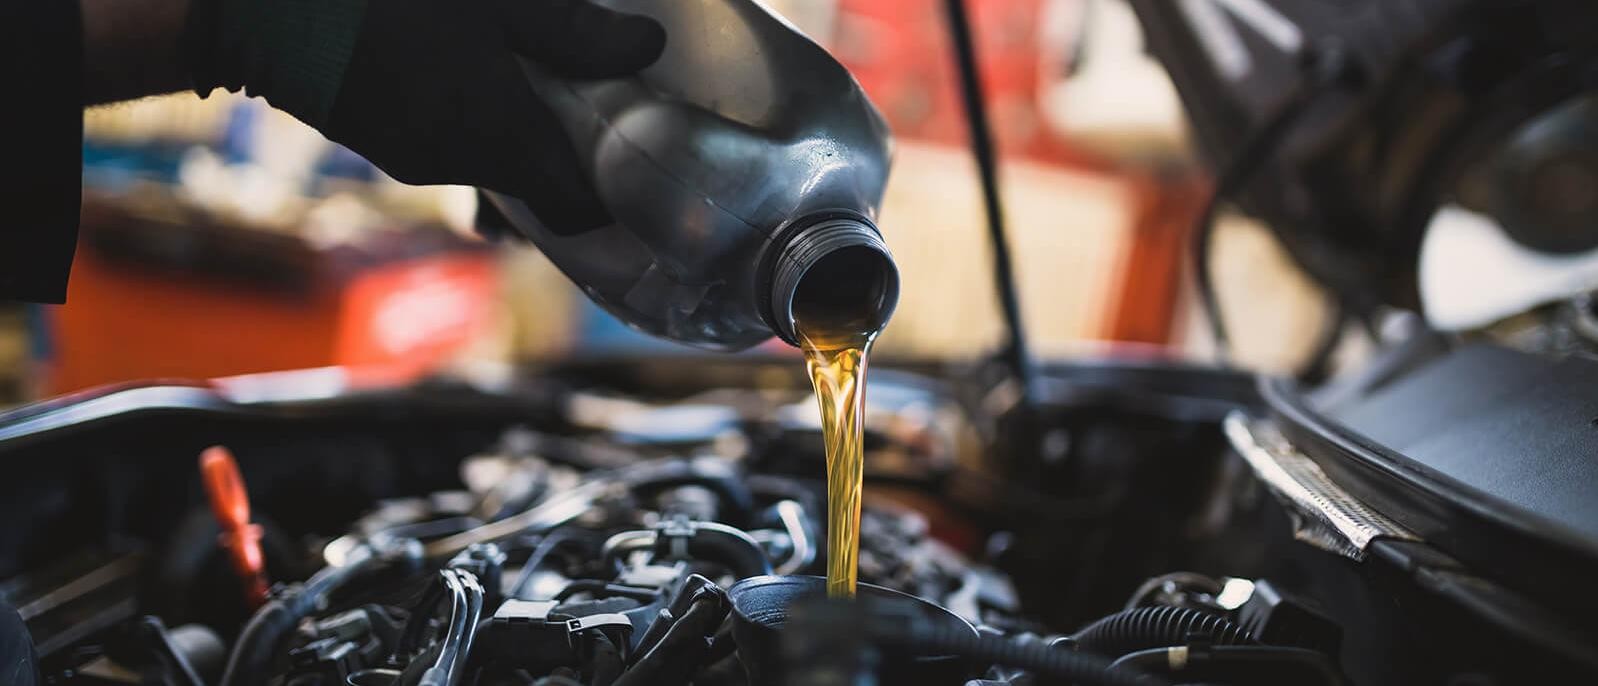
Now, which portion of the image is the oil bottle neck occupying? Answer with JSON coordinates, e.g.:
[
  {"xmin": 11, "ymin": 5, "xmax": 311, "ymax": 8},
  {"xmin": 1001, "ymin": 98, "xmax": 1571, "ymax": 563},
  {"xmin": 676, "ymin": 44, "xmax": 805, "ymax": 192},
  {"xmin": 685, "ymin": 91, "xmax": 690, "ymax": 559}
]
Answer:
[{"xmin": 766, "ymin": 215, "xmax": 900, "ymax": 347}]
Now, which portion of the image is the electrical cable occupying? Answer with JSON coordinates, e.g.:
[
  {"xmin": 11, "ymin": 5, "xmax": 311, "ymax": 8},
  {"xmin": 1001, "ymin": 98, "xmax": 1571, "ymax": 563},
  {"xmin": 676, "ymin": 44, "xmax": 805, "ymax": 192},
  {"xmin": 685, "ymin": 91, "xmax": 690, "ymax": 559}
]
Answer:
[
  {"xmin": 417, "ymin": 569, "xmax": 486, "ymax": 686},
  {"xmin": 1072, "ymin": 606, "xmax": 1254, "ymax": 659},
  {"xmin": 553, "ymin": 581, "xmax": 661, "ymax": 602},
  {"xmin": 770, "ymin": 499, "xmax": 815, "ymax": 575},
  {"xmin": 400, "ymin": 580, "xmax": 447, "ymax": 657},
  {"xmin": 218, "ymin": 544, "xmax": 383, "ymax": 686},
  {"xmin": 1295, "ymin": 298, "xmax": 1349, "ymax": 384},
  {"xmin": 1192, "ymin": 49, "xmax": 1359, "ymax": 362},
  {"xmin": 1123, "ymin": 572, "xmax": 1224, "ymax": 611},
  {"xmin": 878, "ymin": 624, "xmax": 1163, "ymax": 686},
  {"xmin": 612, "ymin": 589, "xmax": 730, "ymax": 686},
  {"xmin": 506, "ymin": 531, "xmax": 570, "ymax": 599},
  {"xmin": 941, "ymin": 0, "xmax": 1037, "ymax": 407},
  {"xmin": 418, "ymin": 571, "xmax": 468, "ymax": 686},
  {"xmin": 587, "ymin": 632, "xmax": 625, "ymax": 686},
  {"xmin": 1109, "ymin": 645, "xmax": 1346, "ymax": 685}
]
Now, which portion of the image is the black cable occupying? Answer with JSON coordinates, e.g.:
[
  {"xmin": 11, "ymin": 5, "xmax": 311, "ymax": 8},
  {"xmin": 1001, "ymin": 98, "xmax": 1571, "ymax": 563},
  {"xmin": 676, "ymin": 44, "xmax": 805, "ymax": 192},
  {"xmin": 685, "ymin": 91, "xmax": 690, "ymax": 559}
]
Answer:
[
  {"xmin": 1192, "ymin": 95, "xmax": 1320, "ymax": 361},
  {"xmin": 880, "ymin": 625, "xmax": 1162, "ymax": 686},
  {"xmin": 553, "ymin": 581, "xmax": 660, "ymax": 602},
  {"xmin": 1192, "ymin": 50, "xmax": 1358, "ymax": 362},
  {"xmin": 458, "ymin": 574, "xmax": 486, "ymax": 683},
  {"xmin": 701, "ymin": 624, "xmax": 737, "ymax": 668},
  {"xmin": 507, "ymin": 531, "xmax": 570, "ymax": 599},
  {"xmin": 587, "ymin": 632, "xmax": 625, "ymax": 686},
  {"xmin": 399, "ymin": 643, "xmax": 443, "ymax": 686},
  {"xmin": 1110, "ymin": 645, "xmax": 1345, "ymax": 685},
  {"xmin": 1072, "ymin": 606, "xmax": 1253, "ymax": 659},
  {"xmin": 421, "ymin": 571, "xmax": 469, "ymax": 686},
  {"xmin": 400, "ymin": 580, "xmax": 447, "ymax": 656},
  {"xmin": 418, "ymin": 569, "xmax": 486, "ymax": 686},
  {"xmin": 1122, "ymin": 572, "xmax": 1224, "ymax": 611},
  {"xmin": 218, "ymin": 546, "xmax": 382, "ymax": 686},
  {"xmin": 1295, "ymin": 299, "xmax": 1348, "ymax": 384},
  {"xmin": 941, "ymin": 0, "xmax": 1036, "ymax": 407},
  {"xmin": 612, "ymin": 590, "xmax": 729, "ymax": 686}
]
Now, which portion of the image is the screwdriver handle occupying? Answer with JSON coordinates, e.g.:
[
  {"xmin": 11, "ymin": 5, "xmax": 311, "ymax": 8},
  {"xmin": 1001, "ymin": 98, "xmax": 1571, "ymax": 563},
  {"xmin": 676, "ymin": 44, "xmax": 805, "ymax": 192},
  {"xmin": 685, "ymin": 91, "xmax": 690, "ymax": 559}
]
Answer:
[{"xmin": 200, "ymin": 446, "xmax": 270, "ymax": 608}]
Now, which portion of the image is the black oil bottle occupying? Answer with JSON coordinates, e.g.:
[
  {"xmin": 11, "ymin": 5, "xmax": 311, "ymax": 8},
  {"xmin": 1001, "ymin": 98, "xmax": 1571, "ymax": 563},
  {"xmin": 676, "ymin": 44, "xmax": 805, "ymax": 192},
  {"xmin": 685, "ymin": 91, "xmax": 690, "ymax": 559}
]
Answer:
[{"xmin": 483, "ymin": 0, "xmax": 899, "ymax": 350}]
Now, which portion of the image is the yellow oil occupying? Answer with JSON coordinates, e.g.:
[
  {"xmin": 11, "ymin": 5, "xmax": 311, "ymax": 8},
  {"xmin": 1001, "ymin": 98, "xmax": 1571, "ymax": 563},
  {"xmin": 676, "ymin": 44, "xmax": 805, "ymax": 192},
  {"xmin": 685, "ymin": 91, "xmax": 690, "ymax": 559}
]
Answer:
[{"xmin": 798, "ymin": 325, "xmax": 876, "ymax": 598}]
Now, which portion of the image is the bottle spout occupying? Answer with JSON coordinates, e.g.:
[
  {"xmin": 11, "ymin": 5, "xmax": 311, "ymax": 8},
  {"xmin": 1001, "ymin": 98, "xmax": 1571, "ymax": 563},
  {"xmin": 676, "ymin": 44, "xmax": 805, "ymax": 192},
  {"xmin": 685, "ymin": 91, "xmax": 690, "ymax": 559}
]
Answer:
[{"xmin": 768, "ymin": 215, "xmax": 900, "ymax": 347}]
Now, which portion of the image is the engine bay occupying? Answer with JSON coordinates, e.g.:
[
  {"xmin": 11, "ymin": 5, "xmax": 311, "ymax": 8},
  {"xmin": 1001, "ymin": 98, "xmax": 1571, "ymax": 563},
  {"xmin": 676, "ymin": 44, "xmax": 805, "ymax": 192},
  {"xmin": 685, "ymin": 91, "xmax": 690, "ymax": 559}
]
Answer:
[{"xmin": 0, "ymin": 352, "xmax": 1593, "ymax": 685}]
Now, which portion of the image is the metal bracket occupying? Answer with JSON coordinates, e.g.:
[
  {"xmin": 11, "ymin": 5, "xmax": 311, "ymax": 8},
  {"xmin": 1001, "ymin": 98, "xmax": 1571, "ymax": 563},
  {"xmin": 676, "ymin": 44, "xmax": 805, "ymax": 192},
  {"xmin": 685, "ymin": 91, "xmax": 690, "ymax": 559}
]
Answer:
[
  {"xmin": 566, "ymin": 613, "xmax": 634, "ymax": 638},
  {"xmin": 492, "ymin": 599, "xmax": 557, "ymax": 623},
  {"xmin": 659, "ymin": 515, "xmax": 694, "ymax": 560}
]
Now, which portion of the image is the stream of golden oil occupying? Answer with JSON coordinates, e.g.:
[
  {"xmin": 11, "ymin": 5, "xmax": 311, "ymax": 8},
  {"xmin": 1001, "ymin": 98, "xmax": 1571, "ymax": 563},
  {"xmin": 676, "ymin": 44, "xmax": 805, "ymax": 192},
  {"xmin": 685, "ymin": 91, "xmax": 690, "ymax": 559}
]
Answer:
[{"xmin": 798, "ymin": 325, "xmax": 875, "ymax": 599}]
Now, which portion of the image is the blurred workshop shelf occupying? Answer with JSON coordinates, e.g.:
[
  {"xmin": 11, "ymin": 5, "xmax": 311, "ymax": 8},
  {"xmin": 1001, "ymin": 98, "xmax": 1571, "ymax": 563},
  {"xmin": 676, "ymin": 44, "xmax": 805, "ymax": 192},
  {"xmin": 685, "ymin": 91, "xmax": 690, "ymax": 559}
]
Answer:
[{"xmin": 36, "ymin": 194, "xmax": 499, "ymax": 394}]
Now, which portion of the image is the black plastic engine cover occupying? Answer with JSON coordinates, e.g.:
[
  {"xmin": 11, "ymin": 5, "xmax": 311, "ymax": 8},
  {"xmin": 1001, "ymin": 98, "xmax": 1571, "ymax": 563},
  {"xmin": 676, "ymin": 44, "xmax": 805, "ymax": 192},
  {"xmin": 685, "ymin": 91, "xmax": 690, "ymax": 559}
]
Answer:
[{"xmin": 1265, "ymin": 344, "xmax": 1598, "ymax": 613}]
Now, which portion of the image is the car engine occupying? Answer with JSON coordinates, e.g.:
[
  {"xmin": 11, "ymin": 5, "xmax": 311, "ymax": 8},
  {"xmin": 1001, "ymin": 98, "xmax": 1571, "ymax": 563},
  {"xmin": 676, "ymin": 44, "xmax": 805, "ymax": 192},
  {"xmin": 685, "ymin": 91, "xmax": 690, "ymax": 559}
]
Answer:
[
  {"xmin": 0, "ymin": 355, "xmax": 1349, "ymax": 686},
  {"xmin": 6, "ymin": 1, "xmax": 1598, "ymax": 682},
  {"xmin": 2, "ymin": 341, "xmax": 1596, "ymax": 686}
]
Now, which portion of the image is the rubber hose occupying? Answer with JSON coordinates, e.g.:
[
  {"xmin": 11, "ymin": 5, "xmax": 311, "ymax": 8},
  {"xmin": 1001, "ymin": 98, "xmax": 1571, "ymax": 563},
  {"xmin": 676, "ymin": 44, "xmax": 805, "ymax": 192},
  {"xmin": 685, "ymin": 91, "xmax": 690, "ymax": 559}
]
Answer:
[
  {"xmin": 400, "ymin": 581, "xmax": 447, "ymax": 655},
  {"xmin": 605, "ymin": 524, "xmax": 773, "ymax": 578},
  {"xmin": 1072, "ymin": 606, "xmax": 1254, "ymax": 659},
  {"xmin": 419, "ymin": 570, "xmax": 485, "ymax": 686},
  {"xmin": 218, "ymin": 556, "xmax": 370, "ymax": 686},
  {"xmin": 459, "ymin": 577, "xmax": 485, "ymax": 676},
  {"xmin": 507, "ymin": 531, "xmax": 571, "ymax": 598},
  {"xmin": 885, "ymin": 625, "xmax": 1160, "ymax": 686},
  {"xmin": 218, "ymin": 543, "xmax": 383, "ymax": 686},
  {"xmin": 588, "ymin": 632, "xmax": 624, "ymax": 686},
  {"xmin": 613, "ymin": 592, "xmax": 729, "ymax": 686},
  {"xmin": 400, "ymin": 621, "xmax": 492, "ymax": 686},
  {"xmin": 302, "ymin": 548, "xmax": 369, "ymax": 598},
  {"xmin": 629, "ymin": 575, "xmax": 718, "ymax": 660},
  {"xmin": 416, "ymin": 572, "xmax": 468, "ymax": 686},
  {"xmin": 629, "ymin": 460, "xmax": 755, "ymax": 526},
  {"xmin": 685, "ymin": 524, "xmax": 772, "ymax": 578},
  {"xmin": 398, "ymin": 643, "xmax": 442, "ymax": 686},
  {"xmin": 215, "ymin": 600, "xmax": 297, "ymax": 686}
]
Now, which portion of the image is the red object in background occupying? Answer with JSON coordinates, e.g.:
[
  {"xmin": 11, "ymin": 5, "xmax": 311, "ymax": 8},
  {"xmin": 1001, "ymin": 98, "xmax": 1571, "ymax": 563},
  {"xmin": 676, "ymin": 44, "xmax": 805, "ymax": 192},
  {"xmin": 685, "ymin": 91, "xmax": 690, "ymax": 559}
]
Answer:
[
  {"xmin": 834, "ymin": 0, "xmax": 1197, "ymax": 345},
  {"xmin": 200, "ymin": 445, "xmax": 270, "ymax": 609},
  {"xmin": 1102, "ymin": 171, "xmax": 1209, "ymax": 345},
  {"xmin": 43, "ymin": 197, "xmax": 498, "ymax": 393},
  {"xmin": 834, "ymin": 0, "xmax": 1098, "ymax": 168}
]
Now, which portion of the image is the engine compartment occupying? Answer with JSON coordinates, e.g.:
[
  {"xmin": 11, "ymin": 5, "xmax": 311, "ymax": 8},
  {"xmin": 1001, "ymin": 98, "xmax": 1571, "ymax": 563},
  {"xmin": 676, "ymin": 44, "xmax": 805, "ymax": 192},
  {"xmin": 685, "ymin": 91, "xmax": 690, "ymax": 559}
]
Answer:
[{"xmin": 0, "ymin": 354, "xmax": 1591, "ymax": 684}]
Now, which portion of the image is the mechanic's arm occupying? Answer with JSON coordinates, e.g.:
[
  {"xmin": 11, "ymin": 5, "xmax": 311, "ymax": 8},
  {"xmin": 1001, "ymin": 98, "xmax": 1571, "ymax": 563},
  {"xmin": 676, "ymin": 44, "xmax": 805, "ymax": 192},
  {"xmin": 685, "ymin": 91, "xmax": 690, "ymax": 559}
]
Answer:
[
  {"xmin": 81, "ymin": 0, "xmax": 192, "ymax": 104},
  {"xmin": 1, "ymin": 0, "xmax": 663, "ymax": 304},
  {"xmin": 191, "ymin": 0, "xmax": 662, "ymax": 230}
]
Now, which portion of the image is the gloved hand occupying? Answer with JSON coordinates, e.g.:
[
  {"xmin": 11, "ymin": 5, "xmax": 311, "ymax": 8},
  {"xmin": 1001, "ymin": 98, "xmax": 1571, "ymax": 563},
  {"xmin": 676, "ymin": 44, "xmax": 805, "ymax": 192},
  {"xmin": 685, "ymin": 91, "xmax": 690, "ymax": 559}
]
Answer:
[{"xmin": 183, "ymin": 0, "xmax": 665, "ymax": 232}]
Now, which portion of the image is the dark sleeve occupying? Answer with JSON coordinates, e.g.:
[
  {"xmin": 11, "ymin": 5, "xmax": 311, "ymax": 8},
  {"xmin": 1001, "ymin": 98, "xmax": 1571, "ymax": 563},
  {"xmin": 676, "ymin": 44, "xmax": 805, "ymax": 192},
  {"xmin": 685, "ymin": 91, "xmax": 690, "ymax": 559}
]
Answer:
[
  {"xmin": 0, "ymin": 598, "xmax": 39, "ymax": 686},
  {"xmin": 0, "ymin": 0, "xmax": 83, "ymax": 304}
]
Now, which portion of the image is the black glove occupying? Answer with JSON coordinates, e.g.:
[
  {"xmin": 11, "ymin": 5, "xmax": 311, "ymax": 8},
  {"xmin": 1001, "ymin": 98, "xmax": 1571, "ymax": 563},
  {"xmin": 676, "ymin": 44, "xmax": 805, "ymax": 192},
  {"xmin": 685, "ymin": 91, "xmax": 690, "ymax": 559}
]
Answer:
[
  {"xmin": 0, "ymin": 599, "xmax": 38, "ymax": 686},
  {"xmin": 185, "ymin": 0, "xmax": 665, "ymax": 232}
]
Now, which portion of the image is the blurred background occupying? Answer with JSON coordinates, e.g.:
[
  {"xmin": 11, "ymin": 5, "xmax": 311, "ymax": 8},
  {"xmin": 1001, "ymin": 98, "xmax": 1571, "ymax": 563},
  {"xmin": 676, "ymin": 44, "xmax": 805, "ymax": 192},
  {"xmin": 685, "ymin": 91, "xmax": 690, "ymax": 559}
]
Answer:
[{"xmin": 0, "ymin": 0, "xmax": 1334, "ymax": 405}]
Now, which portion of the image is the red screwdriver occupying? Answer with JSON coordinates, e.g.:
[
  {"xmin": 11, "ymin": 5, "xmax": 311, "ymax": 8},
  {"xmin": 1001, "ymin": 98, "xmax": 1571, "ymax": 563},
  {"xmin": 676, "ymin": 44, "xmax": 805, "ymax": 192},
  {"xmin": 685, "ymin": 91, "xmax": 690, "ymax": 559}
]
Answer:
[{"xmin": 200, "ymin": 445, "xmax": 271, "ymax": 609}]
